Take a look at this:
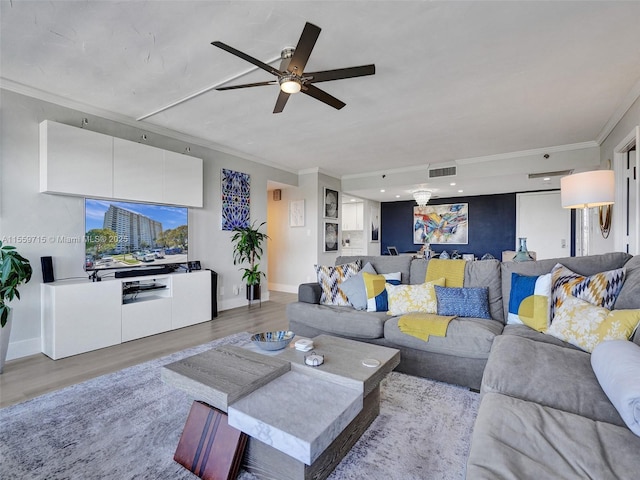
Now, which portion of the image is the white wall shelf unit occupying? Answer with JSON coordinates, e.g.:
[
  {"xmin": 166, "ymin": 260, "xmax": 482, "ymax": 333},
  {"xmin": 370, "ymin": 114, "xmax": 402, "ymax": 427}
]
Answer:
[{"xmin": 41, "ymin": 270, "xmax": 212, "ymax": 360}]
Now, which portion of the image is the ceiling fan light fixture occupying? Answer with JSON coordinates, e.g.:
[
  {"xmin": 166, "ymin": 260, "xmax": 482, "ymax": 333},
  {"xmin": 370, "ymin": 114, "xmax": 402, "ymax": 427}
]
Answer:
[
  {"xmin": 413, "ymin": 189, "xmax": 432, "ymax": 206},
  {"xmin": 279, "ymin": 75, "xmax": 302, "ymax": 94}
]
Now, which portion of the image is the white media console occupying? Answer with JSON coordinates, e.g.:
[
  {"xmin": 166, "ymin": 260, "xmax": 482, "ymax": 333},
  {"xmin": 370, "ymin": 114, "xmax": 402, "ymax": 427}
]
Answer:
[{"xmin": 41, "ymin": 270, "xmax": 212, "ymax": 360}]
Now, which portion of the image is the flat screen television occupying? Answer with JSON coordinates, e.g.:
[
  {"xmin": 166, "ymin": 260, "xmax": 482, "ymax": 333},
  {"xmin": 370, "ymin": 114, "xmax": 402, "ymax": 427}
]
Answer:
[{"xmin": 84, "ymin": 198, "xmax": 188, "ymax": 272}]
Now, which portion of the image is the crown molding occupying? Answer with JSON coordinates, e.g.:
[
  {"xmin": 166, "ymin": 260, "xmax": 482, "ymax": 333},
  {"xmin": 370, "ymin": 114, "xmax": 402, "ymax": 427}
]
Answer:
[{"xmin": 596, "ymin": 77, "xmax": 640, "ymax": 145}]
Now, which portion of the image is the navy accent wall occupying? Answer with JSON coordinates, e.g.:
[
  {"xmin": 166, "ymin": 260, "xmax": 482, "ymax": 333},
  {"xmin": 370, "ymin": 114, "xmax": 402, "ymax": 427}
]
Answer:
[{"xmin": 381, "ymin": 193, "xmax": 516, "ymax": 260}]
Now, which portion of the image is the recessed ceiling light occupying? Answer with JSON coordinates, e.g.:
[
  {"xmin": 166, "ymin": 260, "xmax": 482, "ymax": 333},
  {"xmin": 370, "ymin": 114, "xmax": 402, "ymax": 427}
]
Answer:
[
  {"xmin": 395, "ymin": 194, "xmax": 400, "ymax": 198},
  {"xmin": 458, "ymin": 189, "xmax": 463, "ymax": 193},
  {"xmin": 450, "ymin": 182, "xmax": 456, "ymax": 186},
  {"xmin": 543, "ymin": 177, "xmax": 551, "ymax": 181},
  {"xmin": 350, "ymin": 198, "xmax": 356, "ymax": 202},
  {"xmin": 380, "ymin": 189, "xmax": 385, "ymax": 193}
]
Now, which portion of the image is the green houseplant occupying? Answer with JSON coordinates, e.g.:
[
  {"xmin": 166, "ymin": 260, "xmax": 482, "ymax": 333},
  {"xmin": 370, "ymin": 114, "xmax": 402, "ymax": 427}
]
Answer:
[
  {"xmin": 1, "ymin": 241, "xmax": 33, "ymax": 373},
  {"xmin": 231, "ymin": 221, "xmax": 269, "ymax": 301}
]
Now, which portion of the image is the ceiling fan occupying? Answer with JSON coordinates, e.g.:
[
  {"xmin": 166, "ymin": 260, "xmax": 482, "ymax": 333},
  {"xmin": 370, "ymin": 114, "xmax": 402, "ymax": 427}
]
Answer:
[{"xmin": 211, "ymin": 22, "xmax": 375, "ymax": 113}]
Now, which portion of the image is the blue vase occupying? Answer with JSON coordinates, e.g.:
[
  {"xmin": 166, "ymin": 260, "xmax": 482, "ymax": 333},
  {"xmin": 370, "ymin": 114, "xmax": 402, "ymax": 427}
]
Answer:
[{"xmin": 513, "ymin": 237, "xmax": 534, "ymax": 262}]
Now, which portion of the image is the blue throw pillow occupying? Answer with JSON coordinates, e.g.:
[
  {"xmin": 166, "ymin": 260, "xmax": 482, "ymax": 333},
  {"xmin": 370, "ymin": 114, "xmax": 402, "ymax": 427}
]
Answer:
[
  {"xmin": 507, "ymin": 272, "xmax": 551, "ymax": 332},
  {"xmin": 434, "ymin": 286, "xmax": 491, "ymax": 319}
]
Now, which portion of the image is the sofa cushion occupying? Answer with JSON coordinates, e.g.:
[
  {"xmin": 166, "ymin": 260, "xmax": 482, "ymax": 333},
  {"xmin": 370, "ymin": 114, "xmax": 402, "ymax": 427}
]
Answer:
[
  {"xmin": 285, "ymin": 302, "xmax": 387, "ymax": 339},
  {"xmin": 507, "ymin": 272, "xmax": 551, "ymax": 332},
  {"xmin": 501, "ymin": 252, "xmax": 632, "ymax": 320},
  {"xmin": 465, "ymin": 259, "xmax": 504, "ymax": 323},
  {"xmin": 385, "ymin": 278, "xmax": 445, "ymax": 316},
  {"xmin": 384, "ymin": 316, "xmax": 503, "ymax": 359},
  {"xmin": 615, "ymin": 254, "xmax": 640, "ymax": 310},
  {"xmin": 363, "ymin": 271, "xmax": 401, "ymax": 312},
  {"xmin": 314, "ymin": 260, "xmax": 362, "ymax": 306},
  {"xmin": 434, "ymin": 286, "xmax": 491, "ymax": 319},
  {"xmin": 550, "ymin": 263, "xmax": 625, "ymax": 319},
  {"xmin": 546, "ymin": 296, "xmax": 640, "ymax": 352},
  {"xmin": 500, "ymin": 324, "xmax": 582, "ymax": 350},
  {"xmin": 481, "ymin": 335, "xmax": 624, "ymax": 426},
  {"xmin": 339, "ymin": 262, "xmax": 377, "ymax": 310},
  {"xmin": 337, "ymin": 255, "xmax": 412, "ymax": 284},
  {"xmin": 467, "ymin": 393, "xmax": 640, "ymax": 480},
  {"xmin": 592, "ymin": 340, "xmax": 640, "ymax": 437}
]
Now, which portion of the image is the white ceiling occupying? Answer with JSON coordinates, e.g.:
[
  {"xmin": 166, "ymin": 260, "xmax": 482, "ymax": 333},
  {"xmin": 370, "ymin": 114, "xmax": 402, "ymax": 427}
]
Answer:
[{"xmin": 2, "ymin": 1, "xmax": 640, "ymax": 202}]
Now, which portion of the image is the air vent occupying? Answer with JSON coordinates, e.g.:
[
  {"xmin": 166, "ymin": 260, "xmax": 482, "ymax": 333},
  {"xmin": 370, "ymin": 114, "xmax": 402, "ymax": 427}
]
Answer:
[{"xmin": 429, "ymin": 166, "xmax": 457, "ymax": 178}]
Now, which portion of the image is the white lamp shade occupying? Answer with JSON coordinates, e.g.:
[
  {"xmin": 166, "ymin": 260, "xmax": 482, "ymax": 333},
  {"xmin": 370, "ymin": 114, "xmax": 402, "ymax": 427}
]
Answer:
[{"xmin": 560, "ymin": 170, "xmax": 615, "ymax": 209}]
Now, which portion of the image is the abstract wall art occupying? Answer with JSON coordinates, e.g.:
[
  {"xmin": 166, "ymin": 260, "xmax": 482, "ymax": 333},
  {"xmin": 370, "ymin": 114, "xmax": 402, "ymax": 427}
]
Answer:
[
  {"xmin": 413, "ymin": 203, "xmax": 468, "ymax": 244},
  {"xmin": 221, "ymin": 168, "xmax": 250, "ymax": 230}
]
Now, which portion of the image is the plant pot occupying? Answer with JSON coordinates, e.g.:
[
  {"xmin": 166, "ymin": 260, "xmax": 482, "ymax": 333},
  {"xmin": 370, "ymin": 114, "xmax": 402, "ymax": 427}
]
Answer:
[
  {"xmin": 0, "ymin": 310, "xmax": 12, "ymax": 374},
  {"xmin": 246, "ymin": 284, "xmax": 261, "ymax": 301}
]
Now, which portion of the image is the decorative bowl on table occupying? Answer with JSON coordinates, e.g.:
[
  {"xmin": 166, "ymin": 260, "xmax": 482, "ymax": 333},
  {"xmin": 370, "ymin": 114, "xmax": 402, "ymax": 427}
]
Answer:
[{"xmin": 251, "ymin": 331, "xmax": 295, "ymax": 351}]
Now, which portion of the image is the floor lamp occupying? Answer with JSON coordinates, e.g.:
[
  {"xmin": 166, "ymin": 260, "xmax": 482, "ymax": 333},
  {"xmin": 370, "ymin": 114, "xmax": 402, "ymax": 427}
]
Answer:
[{"xmin": 560, "ymin": 170, "xmax": 615, "ymax": 256}]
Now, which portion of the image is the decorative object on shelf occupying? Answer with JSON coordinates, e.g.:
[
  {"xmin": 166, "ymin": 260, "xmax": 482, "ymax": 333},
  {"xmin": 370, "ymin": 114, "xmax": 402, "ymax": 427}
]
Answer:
[
  {"xmin": 304, "ymin": 352, "xmax": 325, "ymax": 367},
  {"xmin": 231, "ymin": 220, "xmax": 269, "ymax": 303},
  {"xmin": 221, "ymin": 168, "xmax": 250, "ymax": 231},
  {"xmin": 289, "ymin": 199, "xmax": 305, "ymax": 227},
  {"xmin": 561, "ymin": 170, "xmax": 615, "ymax": 256},
  {"xmin": 599, "ymin": 204, "xmax": 612, "ymax": 238},
  {"xmin": 324, "ymin": 222, "xmax": 339, "ymax": 252},
  {"xmin": 440, "ymin": 250, "xmax": 450, "ymax": 259},
  {"xmin": 512, "ymin": 237, "xmax": 535, "ymax": 262},
  {"xmin": 412, "ymin": 189, "xmax": 432, "ymax": 206},
  {"xmin": 481, "ymin": 253, "xmax": 495, "ymax": 260},
  {"xmin": 413, "ymin": 203, "xmax": 468, "ymax": 245},
  {"xmin": 450, "ymin": 250, "xmax": 461, "ymax": 259},
  {"xmin": 251, "ymin": 331, "xmax": 295, "ymax": 351},
  {"xmin": 0, "ymin": 241, "xmax": 33, "ymax": 373},
  {"xmin": 324, "ymin": 188, "xmax": 339, "ymax": 219}
]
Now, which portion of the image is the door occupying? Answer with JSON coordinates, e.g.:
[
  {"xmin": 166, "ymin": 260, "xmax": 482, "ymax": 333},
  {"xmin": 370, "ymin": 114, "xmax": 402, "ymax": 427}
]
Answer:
[{"xmin": 516, "ymin": 191, "xmax": 571, "ymax": 260}]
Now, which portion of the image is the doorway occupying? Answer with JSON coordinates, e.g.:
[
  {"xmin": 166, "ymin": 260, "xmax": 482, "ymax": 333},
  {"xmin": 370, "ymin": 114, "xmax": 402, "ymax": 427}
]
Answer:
[{"xmin": 614, "ymin": 127, "xmax": 639, "ymax": 255}]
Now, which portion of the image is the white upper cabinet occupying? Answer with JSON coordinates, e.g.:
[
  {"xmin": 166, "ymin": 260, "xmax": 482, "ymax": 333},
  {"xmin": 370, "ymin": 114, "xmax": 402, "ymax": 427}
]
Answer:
[
  {"xmin": 342, "ymin": 202, "xmax": 363, "ymax": 230},
  {"xmin": 40, "ymin": 120, "xmax": 113, "ymax": 198},
  {"xmin": 39, "ymin": 120, "xmax": 203, "ymax": 207},
  {"xmin": 113, "ymin": 138, "xmax": 164, "ymax": 202},
  {"xmin": 163, "ymin": 150, "xmax": 203, "ymax": 207}
]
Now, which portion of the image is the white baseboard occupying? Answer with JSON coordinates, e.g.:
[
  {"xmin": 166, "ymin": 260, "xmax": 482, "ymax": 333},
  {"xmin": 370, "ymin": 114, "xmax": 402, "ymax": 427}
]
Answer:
[
  {"xmin": 7, "ymin": 337, "xmax": 41, "ymax": 361},
  {"xmin": 218, "ymin": 291, "xmax": 270, "ymax": 311},
  {"xmin": 267, "ymin": 283, "xmax": 298, "ymax": 294}
]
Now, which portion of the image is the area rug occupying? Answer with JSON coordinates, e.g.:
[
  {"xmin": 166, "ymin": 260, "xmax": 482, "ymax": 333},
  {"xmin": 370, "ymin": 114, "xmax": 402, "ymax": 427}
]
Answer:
[{"xmin": 0, "ymin": 332, "xmax": 479, "ymax": 480}]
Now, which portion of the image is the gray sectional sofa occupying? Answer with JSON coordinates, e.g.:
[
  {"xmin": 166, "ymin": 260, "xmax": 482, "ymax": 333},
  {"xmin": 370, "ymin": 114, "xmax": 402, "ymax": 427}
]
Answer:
[{"xmin": 286, "ymin": 252, "xmax": 640, "ymax": 479}]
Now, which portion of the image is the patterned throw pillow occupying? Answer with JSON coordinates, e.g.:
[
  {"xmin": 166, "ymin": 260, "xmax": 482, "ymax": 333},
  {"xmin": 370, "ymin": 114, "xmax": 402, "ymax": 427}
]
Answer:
[
  {"xmin": 550, "ymin": 263, "xmax": 625, "ymax": 320},
  {"xmin": 363, "ymin": 272, "xmax": 402, "ymax": 312},
  {"xmin": 434, "ymin": 286, "xmax": 491, "ymax": 319},
  {"xmin": 507, "ymin": 273, "xmax": 552, "ymax": 332},
  {"xmin": 315, "ymin": 260, "xmax": 362, "ymax": 306},
  {"xmin": 386, "ymin": 278, "xmax": 446, "ymax": 316},
  {"xmin": 547, "ymin": 296, "xmax": 640, "ymax": 352}
]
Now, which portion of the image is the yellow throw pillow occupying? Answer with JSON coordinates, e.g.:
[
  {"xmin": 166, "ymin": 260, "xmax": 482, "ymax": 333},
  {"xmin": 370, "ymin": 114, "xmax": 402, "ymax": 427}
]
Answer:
[
  {"xmin": 425, "ymin": 258, "xmax": 465, "ymax": 287},
  {"xmin": 547, "ymin": 296, "xmax": 640, "ymax": 352},
  {"xmin": 386, "ymin": 278, "xmax": 446, "ymax": 316}
]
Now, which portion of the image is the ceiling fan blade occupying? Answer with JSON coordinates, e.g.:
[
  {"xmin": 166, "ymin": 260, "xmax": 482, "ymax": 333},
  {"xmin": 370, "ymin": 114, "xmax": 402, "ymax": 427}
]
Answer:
[
  {"xmin": 305, "ymin": 64, "xmax": 376, "ymax": 83},
  {"xmin": 211, "ymin": 41, "xmax": 282, "ymax": 76},
  {"xmin": 216, "ymin": 81, "xmax": 277, "ymax": 91},
  {"xmin": 301, "ymin": 84, "xmax": 346, "ymax": 110},
  {"xmin": 287, "ymin": 22, "xmax": 321, "ymax": 74},
  {"xmin": 273, "ymin": 91, "xmax": 291, "ymax": 114}
]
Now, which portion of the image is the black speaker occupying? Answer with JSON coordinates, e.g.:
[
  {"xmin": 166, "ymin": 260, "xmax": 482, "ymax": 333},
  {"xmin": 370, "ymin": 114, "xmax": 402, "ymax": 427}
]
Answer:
[{"xmin": 41, "ymin": 256, "xmax": 54, "ymax": 283}]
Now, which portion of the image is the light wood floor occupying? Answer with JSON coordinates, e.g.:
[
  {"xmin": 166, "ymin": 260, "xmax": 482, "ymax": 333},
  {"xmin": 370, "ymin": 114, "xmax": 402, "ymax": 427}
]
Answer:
[{"xmin": 0, "ymin": 291, "xmax": 295, "ymax": 408}]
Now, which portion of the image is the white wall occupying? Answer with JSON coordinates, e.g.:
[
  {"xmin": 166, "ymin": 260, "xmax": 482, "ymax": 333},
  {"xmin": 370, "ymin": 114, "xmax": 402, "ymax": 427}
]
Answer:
[
  {"xmin": 596, "ymin": 95, "xmax": 640, "ymax": 254},
  {"xmin": 0, "ymin": 89, "xmax": 298, "ymax": 360}
]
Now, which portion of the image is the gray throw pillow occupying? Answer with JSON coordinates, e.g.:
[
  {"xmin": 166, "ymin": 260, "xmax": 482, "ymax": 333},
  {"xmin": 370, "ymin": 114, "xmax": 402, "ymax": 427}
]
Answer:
[{"xmin": 340, "ymin": 262, "xmax": 377, "ymax": 310}]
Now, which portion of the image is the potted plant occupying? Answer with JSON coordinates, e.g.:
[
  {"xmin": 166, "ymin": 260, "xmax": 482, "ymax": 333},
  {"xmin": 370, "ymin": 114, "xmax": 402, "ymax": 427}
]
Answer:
[
  {"xmin": 231, "ymin": 221, "xmax": 269, "ymax": 302},
  {"xmin": 0, "ymin": 241, "xmax": 33, "ymax": 373}
]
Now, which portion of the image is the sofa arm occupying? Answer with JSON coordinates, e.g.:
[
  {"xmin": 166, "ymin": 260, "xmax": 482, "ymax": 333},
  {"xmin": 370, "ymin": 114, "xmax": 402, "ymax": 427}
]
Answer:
[{"xmin": 298, "ymin": 283, "xmax": 322, "ymax": 304}]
